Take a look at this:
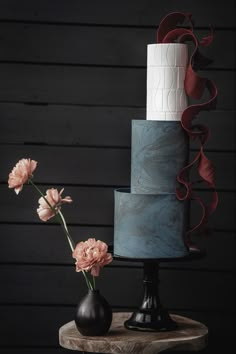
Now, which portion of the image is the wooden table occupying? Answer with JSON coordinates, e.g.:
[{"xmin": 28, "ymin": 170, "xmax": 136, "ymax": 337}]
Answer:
[{"xmin": 59, "ymin": 312, "xmax": 208, "ymax": 353}]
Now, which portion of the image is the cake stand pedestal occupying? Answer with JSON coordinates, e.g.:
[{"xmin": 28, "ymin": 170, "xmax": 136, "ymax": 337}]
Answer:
[{"xmin": 113, "ymin": 250, "xmax": 204, "ymax": 332}]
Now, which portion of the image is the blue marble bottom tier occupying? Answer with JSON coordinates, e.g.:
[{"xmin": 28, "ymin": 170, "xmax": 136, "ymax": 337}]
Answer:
[
  {"xmin": 131, "ymin": 120, "xmax": 189, "ymax": 194},
  {"xmin": 114, "ymin": 188, "xmax": 188, "ymax": 259}
]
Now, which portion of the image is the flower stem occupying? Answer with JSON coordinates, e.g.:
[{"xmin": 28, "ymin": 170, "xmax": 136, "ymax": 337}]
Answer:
[
  {"xmin": 82, "ymin": 270, "xmax": 93, "ymax": 290},
  {"xmin": 57, "ymin": 210, "xmax": 75, "ymax": 252},
  {"xmin": 93, "ymin": 276, "xmax": 96, "ymax": 290}
]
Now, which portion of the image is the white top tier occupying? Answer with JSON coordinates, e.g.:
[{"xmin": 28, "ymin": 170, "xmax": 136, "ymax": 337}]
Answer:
[{"xmin": 146, "ymin": 43, "xmax": 188, "ymax": 121}]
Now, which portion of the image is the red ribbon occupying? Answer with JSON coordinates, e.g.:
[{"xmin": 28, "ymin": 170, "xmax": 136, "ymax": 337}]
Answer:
[{"xmin": 157, "ymin": 12, "xmax": 218, "ymax": 247}]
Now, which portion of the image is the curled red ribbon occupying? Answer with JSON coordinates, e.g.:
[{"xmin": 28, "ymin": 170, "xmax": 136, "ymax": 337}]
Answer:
[{"xmin": 157, "ymin": 12, "xmax": 218, "ymax": 248}]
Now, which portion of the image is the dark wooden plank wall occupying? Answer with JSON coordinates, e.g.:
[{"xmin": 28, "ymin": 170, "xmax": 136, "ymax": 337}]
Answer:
[{"xmin": 0, "ymin": 1, "xmax": 235, "ymax": 353}]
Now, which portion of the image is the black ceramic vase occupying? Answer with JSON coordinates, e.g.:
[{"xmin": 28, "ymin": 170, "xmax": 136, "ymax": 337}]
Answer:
[{"xmin": 75, "ymin": 289, "xmax": 112, "ymax": 336}]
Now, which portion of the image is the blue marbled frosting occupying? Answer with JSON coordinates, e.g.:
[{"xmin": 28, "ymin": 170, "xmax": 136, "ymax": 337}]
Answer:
[
  {"xmin": 131, "ymin": 120, "xmax": 189, "ymax": 194},
  {"xmin": 114, "ymin": 188, "xmax": 189, "ymax": 259}
]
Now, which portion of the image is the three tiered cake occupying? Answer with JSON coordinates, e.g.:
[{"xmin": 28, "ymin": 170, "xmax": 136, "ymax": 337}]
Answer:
[{"xmin": 113, "ymin": 12, "xmax": 218, "ymax": 260}]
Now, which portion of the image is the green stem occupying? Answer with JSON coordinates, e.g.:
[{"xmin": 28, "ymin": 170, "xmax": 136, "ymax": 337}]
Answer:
[
  {"xmin": 93, "ymin": 276, "xmax": 96, "ymax": 290},
  {"xmin": 57, "ymin": 210, "xmax": 75, "ymax": 252},
  {"xmin": 82, "ymin": 270, "xmax": 93, "ymax": 290}
]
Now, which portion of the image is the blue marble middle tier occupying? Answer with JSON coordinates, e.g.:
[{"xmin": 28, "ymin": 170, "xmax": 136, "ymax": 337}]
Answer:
[{"xmin": 131, "ymin": 120, "xmax": 189, "ymax": 194}]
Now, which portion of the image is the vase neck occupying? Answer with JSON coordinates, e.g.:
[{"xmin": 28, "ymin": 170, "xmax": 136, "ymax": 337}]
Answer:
[{"xmin": 88, "ymin": 289, "xmax": 99, "ymax": 294}]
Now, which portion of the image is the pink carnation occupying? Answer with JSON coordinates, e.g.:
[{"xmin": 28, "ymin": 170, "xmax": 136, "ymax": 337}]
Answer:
[
  {"xmin": 8, "ymin": 158, "xmax": 37, "ymax": 194},
  {"xmin": 37, "ymin": 188, "xmax": 72, "ymax": 221},
  {"xmin": 72, "ymin": 238, "xmax": 113, "ymax": 276}
]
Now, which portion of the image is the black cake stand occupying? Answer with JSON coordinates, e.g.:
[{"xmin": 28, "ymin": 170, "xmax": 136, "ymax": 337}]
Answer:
[{"xmin": 110, "ymin": 248, "xmax": 205, "ymax": 332}]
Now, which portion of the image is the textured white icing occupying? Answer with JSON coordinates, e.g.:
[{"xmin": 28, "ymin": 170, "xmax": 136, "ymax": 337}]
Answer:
[
  {"xmin": 147, "ymin": 43, "xmax": 188, "ymax": 67},
  {"xmin": 146, "ymin": 43, "xmax": 188, "ymax": 121}
]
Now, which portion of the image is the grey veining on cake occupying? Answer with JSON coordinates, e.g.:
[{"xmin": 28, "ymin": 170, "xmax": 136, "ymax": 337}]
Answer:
[
  {"xmin": 131, "ymin": 120, "xmax": 189, "ymax": 194},
  {"xmin": 114, "ymin": 189, "xmax": 188, "ymax": 259}
]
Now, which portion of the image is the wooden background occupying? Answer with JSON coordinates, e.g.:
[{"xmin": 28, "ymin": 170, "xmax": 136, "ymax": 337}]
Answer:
[{"xmin": 0, "ymin": 1, "xmax": 235, "ymax": 353}]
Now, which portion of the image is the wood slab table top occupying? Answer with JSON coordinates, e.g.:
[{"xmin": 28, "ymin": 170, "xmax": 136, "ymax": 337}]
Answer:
[{"xmin": 59, "ymin": 312, "xmax": 208, "ymax": 353}]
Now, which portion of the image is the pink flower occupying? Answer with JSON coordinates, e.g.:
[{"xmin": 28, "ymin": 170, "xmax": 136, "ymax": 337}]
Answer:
[
  {"xmin": 37, "ymin": 188, "xmax": 72, "ymax": 221},
  {"xmin": 72, "ymin": 238, "xmax": 113, "ymax": 277},
  {"xmin": 8, "ymin": 158, "xmax": 37, "ymax": 194}
]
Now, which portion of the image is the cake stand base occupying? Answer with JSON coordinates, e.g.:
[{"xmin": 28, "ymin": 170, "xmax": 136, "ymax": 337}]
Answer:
[
  {"xmin": 124, "ymin": 262, "xmax": 177, "ymax": 332},
  {"xmin": 112, "ymin": 250, "xmax": 204, "ymax": 332},
  {"xmin": 124, "ymin": 312, "xmax": 177, "ymax": 331}
]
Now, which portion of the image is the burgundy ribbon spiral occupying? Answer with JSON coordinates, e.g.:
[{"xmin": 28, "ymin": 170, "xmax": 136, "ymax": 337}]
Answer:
[{"xmin": 157, "ymin": 12, "xmax": 218, "ymax": 248}]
